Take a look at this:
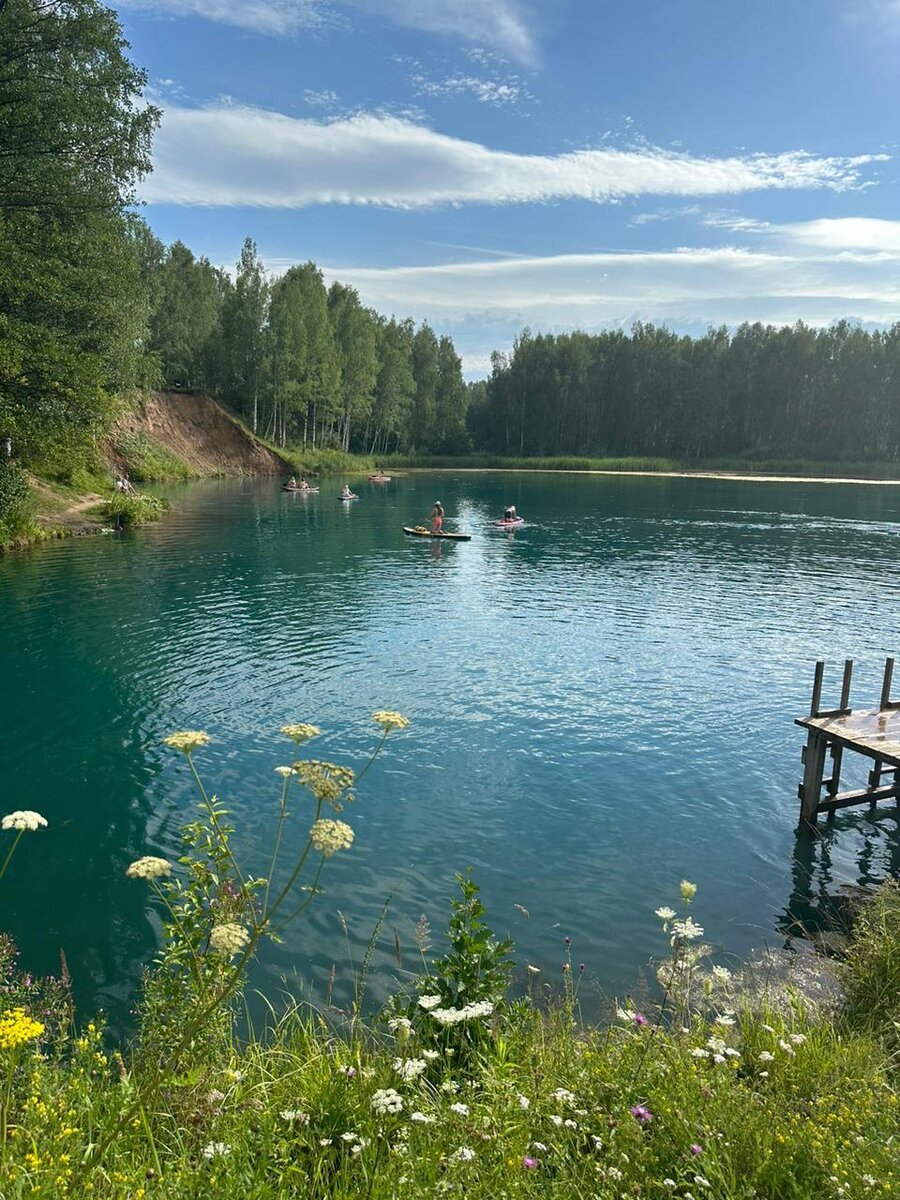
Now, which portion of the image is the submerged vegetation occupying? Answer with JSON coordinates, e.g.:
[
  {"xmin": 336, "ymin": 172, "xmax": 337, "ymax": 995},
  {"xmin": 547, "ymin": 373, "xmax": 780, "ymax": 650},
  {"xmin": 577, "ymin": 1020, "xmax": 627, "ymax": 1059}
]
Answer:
[{"xmin": 0, "ymin": 721, "xmax": 898, "ymax": 1199}]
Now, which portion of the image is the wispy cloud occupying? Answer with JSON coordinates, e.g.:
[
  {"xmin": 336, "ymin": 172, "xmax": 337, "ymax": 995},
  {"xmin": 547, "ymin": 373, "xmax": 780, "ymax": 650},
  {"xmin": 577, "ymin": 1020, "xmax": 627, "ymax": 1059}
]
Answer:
[
  {"xmin": 119, "ymin": 0, "xmax": 538, "ymax": 59},
  {"xmin": 303, "ymin": 88, "xmax": 341, "ymax": 109},
  {"xmin": 144, "ymin": 104, "xmax": 886, "ymax": 208},
  {"xmin": 409, "ymin": 71, "xmax": 533, "ymax": 109},
  {"xmin": 120, "ymin": 0, "xmax": 331, "ymax": 37}
]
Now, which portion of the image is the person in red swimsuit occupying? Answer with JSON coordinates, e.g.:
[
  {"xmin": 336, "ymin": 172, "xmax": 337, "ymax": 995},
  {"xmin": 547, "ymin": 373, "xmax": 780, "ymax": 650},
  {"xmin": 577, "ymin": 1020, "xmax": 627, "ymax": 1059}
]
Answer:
[{"xmin": 431, "ymin": 501, "xmax": 444, "ymax": 533}]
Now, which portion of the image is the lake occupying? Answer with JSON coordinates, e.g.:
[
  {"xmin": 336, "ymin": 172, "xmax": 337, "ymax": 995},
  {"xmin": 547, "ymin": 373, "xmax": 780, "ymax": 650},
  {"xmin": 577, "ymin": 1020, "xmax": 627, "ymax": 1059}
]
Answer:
[{"xmin": 2, "ymin": 470, "xmax": 899, "ymax": 1027}]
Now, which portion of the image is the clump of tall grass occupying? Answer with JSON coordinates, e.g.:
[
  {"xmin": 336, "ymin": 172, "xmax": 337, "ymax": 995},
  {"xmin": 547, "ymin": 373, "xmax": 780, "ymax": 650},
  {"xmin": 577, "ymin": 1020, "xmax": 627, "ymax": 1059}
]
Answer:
[
  {"xmin": 96, "ymin": 492, "xmax": 170, "ymax": 529},
  {"xmin": 113, "ymin": 433, "xmax": 194, "ymax": 482}
]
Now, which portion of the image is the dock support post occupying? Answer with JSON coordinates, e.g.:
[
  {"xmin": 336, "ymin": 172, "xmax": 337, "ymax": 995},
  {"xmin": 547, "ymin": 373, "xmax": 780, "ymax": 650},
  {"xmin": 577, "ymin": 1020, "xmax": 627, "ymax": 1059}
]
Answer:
[{"xmin": 800, "ymin": 730, "xmax": 828, "ymax": 825}]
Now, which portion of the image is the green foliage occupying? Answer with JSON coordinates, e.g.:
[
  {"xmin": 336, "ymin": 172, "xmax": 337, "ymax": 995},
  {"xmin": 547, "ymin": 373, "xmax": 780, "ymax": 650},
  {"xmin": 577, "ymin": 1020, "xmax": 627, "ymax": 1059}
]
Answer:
[
  {"xmin": 842, "ymin": 879, "xmax": 900, "ymax": 1057},
  {"xmin": 97, "ymin": 492, "xmax": 169, "ymax": 529},
  {"xmin": 114, "ymin": 433, "xmax": 194, "ymax": 482},
  {"xmin": 0, "ymin": 0, "xmax": 159, "ymax": 474},
  {"xmin": 0, "ymin": 460, "xmax": 34, "ymax": 544},
  {"xmin": 472, "ymin": 321, "xmax": 900, "ymax": 461}
]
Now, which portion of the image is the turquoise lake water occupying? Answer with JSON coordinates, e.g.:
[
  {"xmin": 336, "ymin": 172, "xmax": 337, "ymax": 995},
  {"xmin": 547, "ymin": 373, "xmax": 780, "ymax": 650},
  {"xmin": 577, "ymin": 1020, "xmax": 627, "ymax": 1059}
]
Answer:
[{"xmin": 2, "ymin": 471, "xmax": 899, "ymax": 1027}]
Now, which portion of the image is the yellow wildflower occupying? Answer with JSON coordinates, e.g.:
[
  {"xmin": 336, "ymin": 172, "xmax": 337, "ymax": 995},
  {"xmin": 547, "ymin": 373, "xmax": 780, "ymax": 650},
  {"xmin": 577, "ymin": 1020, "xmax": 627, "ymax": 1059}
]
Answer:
[{"xmin": 0, "ymin": 1007, "xmax": 44, "ymax": 1050}]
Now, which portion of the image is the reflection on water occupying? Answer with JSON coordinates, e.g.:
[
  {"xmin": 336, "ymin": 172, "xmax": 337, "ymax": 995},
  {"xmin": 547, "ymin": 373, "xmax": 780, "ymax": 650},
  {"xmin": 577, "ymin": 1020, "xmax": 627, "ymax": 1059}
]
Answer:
[
  {"xmin": 2, "ymin": 471, "xmax": 900, "ymax": 1029},
  {"xmin": 781, "ymin": 808, "xmax": 900, "ymax": 943}
]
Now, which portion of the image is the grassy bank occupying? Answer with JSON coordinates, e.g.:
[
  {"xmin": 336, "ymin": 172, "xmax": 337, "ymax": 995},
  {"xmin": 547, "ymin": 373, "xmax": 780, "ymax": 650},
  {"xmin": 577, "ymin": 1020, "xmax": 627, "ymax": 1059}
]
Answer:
[
  {"xmin": 384, "ymin": 453, "xmax": 900, "ymax": 480},
  {"xmin": 0, "ymin": 722, "xmax": 898, "ymax": 1199}
]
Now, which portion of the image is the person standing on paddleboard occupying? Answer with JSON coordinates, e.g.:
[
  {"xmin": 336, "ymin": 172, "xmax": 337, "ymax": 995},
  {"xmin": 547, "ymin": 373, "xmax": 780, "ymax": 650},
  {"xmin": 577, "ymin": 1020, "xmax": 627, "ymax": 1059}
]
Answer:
[{"xmin": 431, "ymin": 501, "xmax": 444, "ymax": 534}]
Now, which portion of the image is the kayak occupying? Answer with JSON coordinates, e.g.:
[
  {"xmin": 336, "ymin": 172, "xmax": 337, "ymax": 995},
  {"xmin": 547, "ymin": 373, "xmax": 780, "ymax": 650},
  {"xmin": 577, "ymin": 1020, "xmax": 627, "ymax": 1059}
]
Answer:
[
  {"xmin": 282, "ymin": 485, "xmax": 319, "ymax": 493},
  {"xmin": 403, "ymin": 525, "xmax": 471, "ymax": 541},
  {"xmin": 369, "ymin": 474, "xmax": 391, "ymax": 482},
  {"xmin": 493, "ymin": 517, "xmax": 525, "ymax": 529}
]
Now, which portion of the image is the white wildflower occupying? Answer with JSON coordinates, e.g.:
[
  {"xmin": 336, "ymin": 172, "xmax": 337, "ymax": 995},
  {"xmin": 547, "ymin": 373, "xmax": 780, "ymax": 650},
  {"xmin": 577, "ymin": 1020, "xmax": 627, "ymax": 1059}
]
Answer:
[
  {"xmin": 274, "ymin": 766, "xmax": 295, "ymax": 778},
  {"xmin": 694, "ymin": 1176, "xmax": 711, "ymax": 1188},
  {"xmin": 714, "ymin": 1015, "xmax": 736, "ymax": 1027},
  {"xmin": 388, "ymin": 1016, "xmax": 412, "ymax": 1034},
  {"xmin": 451, "ymin": 1146, "xmax": 475, "ymax": 1162},
  {"xmin": 553, "ymin": 1088, "xmax": 576, "ymax": 1105},
  {"xmin": 790, "ymin": 1032, "xmax": 806, "ymax": 1045},
  {"xmin": 371, "ymin": 1088, "xmax": 403, "ymax": 1115},
  {"xmin": 422, "ymin": 1049, "xmax": 440, "ymax": 1061},
  {"xmin": 372, "ymin": 711, "xmax": 410, "ymax": 732},
  {"xmin": 163, "ymin": 731, "xmax": 209, "ymax": 754},
  {"xmin": 393, "ymin": 1058, "xmax": 427, "ymax": 1082},
  {"xmin": 712, "ymin": 1053, "xmax": 725, "ymax": 1064},
  {"xmin": 280, "ymin": 1110, "xmax": 309, "ymax": 1123},
  {"xmin": 564, "ymin": 1118, "xmax": 577, "ymax": 1129},
  {"xmin": 526, "ymin": 963, "xmax": 541, "ymax": 974},
  {"xmin": 201, "ymin": 1142, "xmax": 231, "ymax": 1159},
  {"xmin": 778, "ymin": 1038, "xmax": 796, "ymax": 1057},
  {"xmin": 655, "ymin": 906, "xmax": 676, "ymax": 921},
  {"xmin": 309, "ymin": 818, "xmax": 354, "ymax": 857},
  {"xmin": 449, "ymin": 1102, "xmax": 469, "ymax": 1116},
  {"xmin": 125, "ymin": 855, "xmax": 171, "ymax": 880},
  {"xmin": 517, "ymin": 1093, "xmax": 530, "ymax": 1109},
  {"xmin": 759, "ymin": 1051, "xmax": 774, "ymax": 1063},
  {"xmin": 724, "ymin": 1048, "xmax": 740, "ymax": 1059},
  {"xmin": 440, "ymin": 1079, "xmax": 460, "ymax": 1094},
  {"xmin": 549, "ymin": 1114, "xmax": 564, "ymax": 1126},
  {"xmin": 672, "ymin": 917, "xmax": 704, "ymax": 941},
  {"xmin": 340, "ymin": 1131, "xmax": 359, "ymax": 1143},
  {"xmin": 319, "ymin": 1138, "xmax": 332, "ymax": 1146},
  {"xmin": 209, "ymin": 922, "xmax": 250, "ymax": 957},
  {"xmin": 1, "ymin": 810, "xmax": 48, "ymax": 832},
  {"xmin": 691, "ymin": 1048, "xmax": 709, "ymax": 1059},
  {"xmin": 280, "ymin": 723, "xmax": 321, "ymax": 744},
  {"xmin": 706, "ymin": 1037, "xmax": 726, "ymax": 1055},
  {"xmin": 418, "ymin": 994, "xmax": 442, "ymax": 1010},
  {"xmin": 712, "ymin": 965, "xmax": 732, "ymax": 982},
  {"xmin": 410, "ymin": 1112, "xmax": 435, "ymax": 1124},
  {"xmin": 664, "ymin": 1181, "xmax": 677, "ymax": 1189}
]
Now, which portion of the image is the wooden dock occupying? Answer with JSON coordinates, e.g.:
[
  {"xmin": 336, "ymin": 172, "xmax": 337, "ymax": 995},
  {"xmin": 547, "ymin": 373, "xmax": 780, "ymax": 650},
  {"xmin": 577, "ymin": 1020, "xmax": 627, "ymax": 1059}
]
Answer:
[{"xmin": 796, "ymin": 657, "xmax": 900, "ymax": 824}]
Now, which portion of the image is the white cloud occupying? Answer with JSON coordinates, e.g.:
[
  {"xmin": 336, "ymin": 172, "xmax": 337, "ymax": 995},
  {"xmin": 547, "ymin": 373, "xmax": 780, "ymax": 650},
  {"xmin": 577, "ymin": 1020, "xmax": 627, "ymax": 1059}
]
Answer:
[
  {"xmin": 144, "ymin": 104, "xmax": 885, "ymax": 208},
  {"xmin": 350, "ymin": 0, "xmax": 536, "ymax": 62},
  {"xmin": 121, "ymin": 0, "xmax": 330, "ymax": 36},
  {"xmin": 303, "ymin": 88, "xmax": 341, "ymax": 108},
  {"xmin": 410, "ymin": 71, "xmax": 532, "ymax": 108},
  {"xmin": 119, "ymin": 0, "xmax": 537, "ymax": 58},
  {"xmin": 753, "ymin": 216, "xmax": 900, "ymax": 253}
]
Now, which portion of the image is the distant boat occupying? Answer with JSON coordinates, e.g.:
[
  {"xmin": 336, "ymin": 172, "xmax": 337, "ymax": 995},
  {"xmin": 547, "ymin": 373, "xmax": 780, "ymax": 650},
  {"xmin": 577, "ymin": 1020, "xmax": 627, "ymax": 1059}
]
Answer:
[
  {"xmin": 339, "ymin": 492, "xmax": 359, "ymax": 501},
  {"xmin": 493, "ymin": 517, "xmax": 525, "ymax": 529},
  {"xmin": 282, "ymin": 484, "xmax": 319, "ymax": 493},
  {"xmin": 369, "ymin": 474, "xmax": 391, "ymax": 482}
]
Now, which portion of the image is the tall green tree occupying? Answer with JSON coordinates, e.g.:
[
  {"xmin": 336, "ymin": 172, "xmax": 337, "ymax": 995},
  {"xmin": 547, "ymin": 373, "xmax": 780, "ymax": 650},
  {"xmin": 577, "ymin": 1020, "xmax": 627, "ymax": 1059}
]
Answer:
[
  {"xmin": 0, "ymin": 0, "xmax": 159, "ymax": 471},
  {"xmin": 328, "ymin": 283, "xmax": 378, "ymax": 452},
  {"xmin": 220, "ymin": 238, "xmax": 268, "ymax": 432},
  {"xmin": 149, "ymin": 243, "xmax": 228, "ymax": 391},
  {"xmin": 410, "ymin": 323, "xmax": 440, "ymax": 450}
]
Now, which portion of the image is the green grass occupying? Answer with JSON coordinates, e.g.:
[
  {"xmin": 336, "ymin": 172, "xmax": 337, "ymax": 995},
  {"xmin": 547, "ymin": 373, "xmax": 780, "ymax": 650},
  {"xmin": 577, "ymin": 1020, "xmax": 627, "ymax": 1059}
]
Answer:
[
  {"xmin": 267, "ymin": 443, "xmax": 377, "ymax": 477},
  {"xmin": 2, "ymin": 729, "xmax": 899, "ymax": 1200},
  {"xmin": 384, "ymin": 453, "xmax": 900, "ymax": 479},
  {"xmin": 113, "ymin": 433, "xmax": 195, "ymax": 483}
]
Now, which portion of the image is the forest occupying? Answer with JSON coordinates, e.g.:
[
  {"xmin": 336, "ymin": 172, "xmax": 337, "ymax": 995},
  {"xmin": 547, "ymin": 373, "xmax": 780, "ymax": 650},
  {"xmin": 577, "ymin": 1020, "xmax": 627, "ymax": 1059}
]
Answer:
[
  {"xmin": 4, "ymin": 0, "xmax": 900, "ymax": 484},
  {"xmin": 469, "ymin": 322, "xmax": 900, "ymax": 462}
]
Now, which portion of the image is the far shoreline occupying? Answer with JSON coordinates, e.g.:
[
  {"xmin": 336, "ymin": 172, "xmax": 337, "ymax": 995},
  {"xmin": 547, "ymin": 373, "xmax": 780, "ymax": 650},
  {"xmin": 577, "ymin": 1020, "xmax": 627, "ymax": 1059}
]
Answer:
[{"xmin": 401, "ymin": 465, "xmax": 900, "ymax": 487}]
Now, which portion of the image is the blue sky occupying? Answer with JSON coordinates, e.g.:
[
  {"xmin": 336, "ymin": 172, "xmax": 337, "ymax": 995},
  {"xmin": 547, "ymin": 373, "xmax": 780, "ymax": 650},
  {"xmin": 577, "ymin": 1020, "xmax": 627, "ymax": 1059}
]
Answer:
[{"xmin": 118, "ymin": 0, "xmax": 900, "ymax": 375}]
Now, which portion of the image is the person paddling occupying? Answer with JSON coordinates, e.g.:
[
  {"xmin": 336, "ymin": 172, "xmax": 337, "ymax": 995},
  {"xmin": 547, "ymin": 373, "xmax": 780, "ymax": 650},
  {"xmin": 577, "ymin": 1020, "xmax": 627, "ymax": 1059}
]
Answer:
[{"xmin": 431, "ymin": 501, "xmax": 444, "ymax": 534}]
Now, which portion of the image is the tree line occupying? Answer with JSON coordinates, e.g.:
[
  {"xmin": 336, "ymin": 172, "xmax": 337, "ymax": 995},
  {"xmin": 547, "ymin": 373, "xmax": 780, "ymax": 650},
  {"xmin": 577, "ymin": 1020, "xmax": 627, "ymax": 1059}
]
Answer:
[
  {"xmin": 140, "ymin": 236, "xmax": 470, "ymax": 455},
  {"xmin": 0, "ymin": 0, "xmax": 469, "ymax": 478},
  {"xmin": 468, "ymin": 322, "xmax": 900, "ymax": 462}
]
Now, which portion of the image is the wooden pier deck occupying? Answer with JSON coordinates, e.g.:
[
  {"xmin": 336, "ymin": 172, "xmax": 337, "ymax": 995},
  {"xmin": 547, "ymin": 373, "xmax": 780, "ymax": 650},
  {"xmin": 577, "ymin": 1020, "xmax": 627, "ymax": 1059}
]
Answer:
[{"xmin": 796, "ymin": 657, "xmax": 900, "ymax": 823}]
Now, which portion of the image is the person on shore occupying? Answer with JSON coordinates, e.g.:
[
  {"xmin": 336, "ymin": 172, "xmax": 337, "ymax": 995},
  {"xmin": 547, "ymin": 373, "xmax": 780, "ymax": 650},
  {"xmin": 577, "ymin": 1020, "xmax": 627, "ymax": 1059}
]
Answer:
[{"xmin": 431, "ymin": 501, "xmax": 444, "ymax": 533}]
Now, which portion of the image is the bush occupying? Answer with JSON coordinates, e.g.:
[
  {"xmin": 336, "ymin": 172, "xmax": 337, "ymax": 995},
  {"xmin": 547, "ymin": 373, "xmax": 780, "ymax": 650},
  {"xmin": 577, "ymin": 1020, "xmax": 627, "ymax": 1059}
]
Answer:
[
  {"xmin": 0, "ymin": 460, "xmax": 33, "ymax": 545},
  {"xmin": 98, "ymin": 492, "xmax": 169, "ymax": 529}
]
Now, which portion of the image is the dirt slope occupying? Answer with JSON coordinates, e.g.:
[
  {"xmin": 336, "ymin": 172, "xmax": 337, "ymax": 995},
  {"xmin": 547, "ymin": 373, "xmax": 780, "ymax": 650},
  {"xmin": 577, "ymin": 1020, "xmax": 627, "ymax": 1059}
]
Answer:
[{"xmin": 115, "ymin": 392, "xmax": 288, "ymax": 476}]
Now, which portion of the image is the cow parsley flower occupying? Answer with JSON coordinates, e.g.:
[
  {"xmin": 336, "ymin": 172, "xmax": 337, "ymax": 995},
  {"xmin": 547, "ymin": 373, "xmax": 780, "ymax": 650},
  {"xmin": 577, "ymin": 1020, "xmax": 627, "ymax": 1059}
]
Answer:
[
  {"xmin": 672, "ymin": 917, "xmax": 704, "ymax": 941},
  {"xmin": 1, "ymin": 810, "xmax": 47, "ymax": 832},
  {"xmin": 201, "ymin": 1142, "xmax": 231, "ymax": 1159},
  {"xmin": 372, "ymin": 711, "xmax": 410, "ymax": 732},
  {"xmin": 388, "ymin": 1017, "xmax": 412, "ymax": 1034},
  {"xmin": 410, "ymin": 1111, "xmax": 435, "ymax": 1123},
  {"xmin": 125, "ymin": 856, "xmax": 171, "ymax": 880},
  {"xmin": 450, "ymin": 1102, "xmax": 469, "ymax": 1116},
  {"xmin": 209, "ymin": 923, "xmax": 250, "ymax": 957},
  {"xmin": 451, "ymin": 1146, "xmax": 475, "ymax": 1162},
  {"xmin": 371, "ymin": 1088, "xmax": 403, "ymax": 1115},
  {"xmin": 418, "ymin": 994, "xmax": 442, "ymax": 1010},
  {"xmin": 655, "ymin": 906, "xmax": 676, "ymax": 922},
  {"xmin": 394, "ymin": 1058, "xmax": 427, "ymax": 1082},
  {"xmin": 309, "ymin": 819, "xmax": 354, "ymax": 857},
  {"xmin": 280, "ymin": 723, "xmax": 321, "ymax": 745},
  {"xmin": 163, "ymin": 731, "xmax": 209, "ymax": 754}
]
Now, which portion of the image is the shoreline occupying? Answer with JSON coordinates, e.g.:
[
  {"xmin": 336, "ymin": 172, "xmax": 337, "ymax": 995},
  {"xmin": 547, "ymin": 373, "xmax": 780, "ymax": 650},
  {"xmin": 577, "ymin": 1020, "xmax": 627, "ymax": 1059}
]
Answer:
[{"xmin": 402, "ymin": 465, "xmax": 900, "ymax": 486}]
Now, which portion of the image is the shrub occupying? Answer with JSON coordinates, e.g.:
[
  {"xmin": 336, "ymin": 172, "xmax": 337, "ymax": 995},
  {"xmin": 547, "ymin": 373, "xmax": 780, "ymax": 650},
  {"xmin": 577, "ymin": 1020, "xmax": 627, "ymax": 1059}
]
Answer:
[
  {"xmin": 0, "ymin": 460, "xmax": 33, "ymax": 545},
  {"xmin": 98, "ymin": 492, "xmax": 169, "ymax": 529}
]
